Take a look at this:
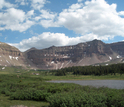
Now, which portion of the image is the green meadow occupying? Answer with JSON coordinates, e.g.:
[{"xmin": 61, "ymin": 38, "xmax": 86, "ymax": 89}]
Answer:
[{"xmin": 0, "ymin": 66, "xmax": 124, "ymax": 107}]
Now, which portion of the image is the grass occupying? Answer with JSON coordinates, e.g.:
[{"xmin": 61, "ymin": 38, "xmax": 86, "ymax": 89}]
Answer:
[
  {"xmin": 0, "ymin": 66, "xmax": 28, "ymax": 75},
  {"xmin": 40, "ymin": 73, "xmax": 124, "ymax": 80},
  {"xmin": 0, "ymin": 66, "xmax": 124, "ymax": 107},
  {"xmin": 0, "ymin": 66, "xmax": 124, "ymax": 80},
  {"xmin": 0, "ymin": 94, "xmax": 49, "ymax": 107}
]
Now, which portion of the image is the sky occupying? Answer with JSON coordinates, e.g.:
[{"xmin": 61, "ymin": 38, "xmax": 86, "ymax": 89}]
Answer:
[{"xmin": 0, "ymin": 0, "xmax": 124, "ymax": 52}]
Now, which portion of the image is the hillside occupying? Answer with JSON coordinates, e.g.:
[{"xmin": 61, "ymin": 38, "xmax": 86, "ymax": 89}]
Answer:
[
  {"xmin": 0, "ymin": 42, "xmax": 26, "ymax": 67},
  {"xmin": 24, "ymin": 39, "xmax": 124, "ymax": 69},
  {"xmin": 0, "ymin": 40, "xmax": 124, "ymax": 69}
]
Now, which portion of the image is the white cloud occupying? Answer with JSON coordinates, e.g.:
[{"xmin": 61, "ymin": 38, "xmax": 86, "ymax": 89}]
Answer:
[
  {"xmin": 40, "ymin": 20, "xmax": 59, "ymax": 28},
  {"xmin": 31, "ymin": 0, "xmax": 48, "ymax": 10},
  {"xmin": 9, "ymin": 32, "xmax": 103, "ymax": 52},
  {"xmin": 34, "ymin": 16, "xmax": 41, "ymax": 21},
  {"xmin": 0, "ymin": 0, "xmax": 52, "ymax": 32},
  {"xmin": 39, "ymin": 10, "xmax": 58, "ymax": 27},
  {"xmin": 33, "ymin": 9, "xmax": 58, "ymax": 28},
  {"xmin": 69, "ymin": 3, "xmax": 83, "ymax": 11},
  {"xmin": 40, "ymin": 10, "xmax": 56, "ymax": 19},
  {"xmin": 39, "ymin": 0, "xmax": 124, "ymax": 41},
  {"xmin": 118, "ymin": 11, "xmax": 124, "ymax": 16},
  {"xmin": 1, "ymin": 0, "xmax": 124, "ymax": 44},
  {"xmin": 0, "ymin": 0, "xmax": 14, "ymax": 9},
  {"xmin": 78, "ymin": 0, "xmax": 83, "ymax": 2},
  {"xmin": 26, "ymin": 10, "xmax": 34, "ymax": 18},
  {"xmin": 15, "ymin": 0, "xmax": 28, "ymax": 5},
  {"xmin": 55, "ymin": 0, "xmax": 124, "ymax": 39},
  {"xmin": 7, "ymin": 20, "xmax": 35, "ymax": 32},
  {"xmin": 0, "ymin": 8, "xmax": 35, "ymax": 32}
]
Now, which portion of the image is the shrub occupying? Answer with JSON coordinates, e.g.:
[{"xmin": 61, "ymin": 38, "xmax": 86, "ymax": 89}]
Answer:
[
  {"xmin": 106, "ymin": 91, "xmax": 124, "ymax": 107},
  {"xmin": 10, "ymin": 89, "xmax": 51, "ymax": 101},
  {"xmin": 33, "ymin": 90, "xmax": 51, "ymax": 101},
  {"xmin": 47, "ymin": 91, "xmax": 107, "ymax": 107},
  {"xmin": 0, "ymin": 79, "xmax": 2, "ymax": 82}
]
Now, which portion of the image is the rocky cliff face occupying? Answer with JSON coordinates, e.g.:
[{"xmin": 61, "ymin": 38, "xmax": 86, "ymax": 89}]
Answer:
[
  {"xmin": 0, "ymin": 40, "xmax": 124, "ymax": 69},
  {"xmin": 0, "ymin": 42, "xmax": 22, "ymax": 56},
  {"xmin": 25, "ymin": 39, "xmax": 121, "ymax": 69},
  {"xmin": 0, "ymin": 42, "xmax": 25, "ymax": 67},
  {"xmin": 109, "ymin": 42, "xmax": 124, "ymax": 57}
]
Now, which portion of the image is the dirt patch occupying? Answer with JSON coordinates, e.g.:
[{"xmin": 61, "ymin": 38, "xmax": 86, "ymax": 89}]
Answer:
[{"xmin": 10, "ymin": 105, "xmax": 28, "ymax": 107}]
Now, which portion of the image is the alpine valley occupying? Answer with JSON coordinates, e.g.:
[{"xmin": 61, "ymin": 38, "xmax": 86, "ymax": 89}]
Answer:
[{"xmin": 1, "ymin": 39, "xmax": 124, "ymax": 70}]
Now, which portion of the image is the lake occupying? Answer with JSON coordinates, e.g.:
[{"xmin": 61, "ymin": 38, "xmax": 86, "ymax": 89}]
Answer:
[{"xmin": 49, "ymin": 80, "xmax": 124, "ymax": 89}]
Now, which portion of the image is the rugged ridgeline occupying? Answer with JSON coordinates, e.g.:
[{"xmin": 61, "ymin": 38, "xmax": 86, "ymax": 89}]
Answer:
[
  {"xmin": 109, "ymin": 41, "xmax": 124, "ymax": 57},
  {"xmin": 25, "ymin": 39, "xmax": 124, "ymax": 70},
  {"xmin": 0, "ymin": 40, "xmax": 124, "ymax": 69},
  {"xmin": 0, "ymin": 42, "xmax": 26, "ymax": 67}
]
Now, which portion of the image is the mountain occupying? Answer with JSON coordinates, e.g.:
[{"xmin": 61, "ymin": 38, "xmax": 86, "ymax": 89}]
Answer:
[
  {"xmin": 0, "ymin": 40, "xmax": 124, "ymax": 69},
  {"xmin": 24, "ymin": 39, "xmax": 123, "ymax": 69},
  {"xmin": 0, "ymin": 42, "xmax": 26, "ymax": 67},
  {"xmin": 109, "ymin": 41, "xmax": 124, "ymax": 57}
]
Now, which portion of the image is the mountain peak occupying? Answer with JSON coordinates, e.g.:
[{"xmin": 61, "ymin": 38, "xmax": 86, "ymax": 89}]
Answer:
[
  {"xmin": 90, "ymin": 39, "xmax": 104, "ymax": 43},
  {"xmin": 48, "ymin": 45, "xmax": 56, "ymax": 49},
  {"xmin": 0, "ymin": 40, "xmax": 124, "ymax": 70}
]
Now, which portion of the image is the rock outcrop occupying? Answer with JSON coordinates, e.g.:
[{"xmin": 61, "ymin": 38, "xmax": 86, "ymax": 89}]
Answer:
[
  {"xmin": 0, "ymin": 40, "xmax": 124, "ymax": 69},
  {"xmin": 0, "ymin": 42, "xmax": 25, "ymax": 67},
  {"xmin": 109, "ymin": 41, "xmax": 124, "ymax": 57},
  {"xmin": 24, "ymin": 39, "xmax": 121, "ymax": 69}
]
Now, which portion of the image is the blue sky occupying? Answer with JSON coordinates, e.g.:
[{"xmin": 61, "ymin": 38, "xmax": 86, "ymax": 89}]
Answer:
[{"xmin": 0, "ymin": 0, "xmax": 124, "ymax": 51}]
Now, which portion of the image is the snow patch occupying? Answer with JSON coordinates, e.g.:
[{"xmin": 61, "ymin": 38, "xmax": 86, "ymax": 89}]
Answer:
[
  {"xmin": 2, "ymin": 67, "xmax": 5, "ymax": 70},
  {"xmin": 63, "ymin": 56, "xmax": 70, "ymax": 58},
  {"xmin": 109, "ymin": 56, "xmax": 112, "ymax": 60},
  {"xmin": 117, "ymin": 55, "xmax": 121, "ymax": 58},
  {"xmin": 15, "ymin": 57, "xmax": 18, "ymax": 60},
  {"xmin": 9, "ymin": 55, "xmax": 12, "ymax": 60},
  {"xmin": 13, "ymin": 57, "xmax": 18, "ymax": 60},
  {"xmin": 9, "ymin": 56, "xmax": 19, "ymax": 60},
  {"xmin": 51, "ymin": 61, "xmax": 54, "ymax": 64}
]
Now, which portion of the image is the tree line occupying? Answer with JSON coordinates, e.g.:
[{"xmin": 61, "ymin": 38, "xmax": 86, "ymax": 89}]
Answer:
[{"xmin": 51, "ymin": 63, "xmax": 124, "ymax": 76}]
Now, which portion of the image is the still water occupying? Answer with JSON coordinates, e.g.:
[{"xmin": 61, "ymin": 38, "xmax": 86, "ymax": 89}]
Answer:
[{"xmin": 49, "ymin": 80, "xmax": 124, "ymax": 89}]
